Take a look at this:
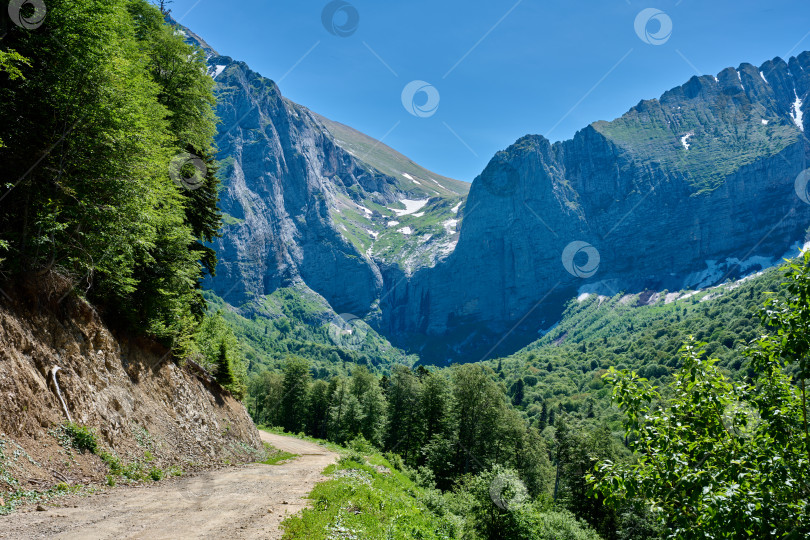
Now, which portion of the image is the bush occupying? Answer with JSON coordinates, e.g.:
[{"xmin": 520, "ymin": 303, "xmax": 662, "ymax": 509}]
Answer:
[
  {"xmin": 149, "ymin": 467, "xmax": 164, "ymax": 481},
  {"xmin": 63, "ymin": 422, "xmax": 98, "ymax": 454},
  {"xmin": 454, "ymin": 466, "xmax": 600, "ymax": 540}
]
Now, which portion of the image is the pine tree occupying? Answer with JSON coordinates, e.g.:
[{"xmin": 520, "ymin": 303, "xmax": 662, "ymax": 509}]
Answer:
[
  {"xmin": 280, "ymin": 356, "xmax": 310, "ymax": 433},
  {"xmin": 215, "ymin": 339, "xmax": 234, "ymax": 387}
]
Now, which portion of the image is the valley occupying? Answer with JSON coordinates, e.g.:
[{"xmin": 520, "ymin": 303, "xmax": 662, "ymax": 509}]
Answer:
[
  {"xmin": 1, "ymin": 1, "xmax": 809, "ymax": 538},
  {"xmin": 193, "ymin": 15, "xmax": 810, "ymax": 362}
]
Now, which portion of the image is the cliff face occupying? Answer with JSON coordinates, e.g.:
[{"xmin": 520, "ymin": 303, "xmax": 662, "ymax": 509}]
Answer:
[
  {"xmin": 186, "ymin": 15, "xmax": 810, "ymax": 362},
  {"xmin": 204, "ymin": 53, "xmax": 381, "ymax": 314},
  {"xmin": 380, "ymin": 53, "xmax": 810, "ymax": 361},
  {"xmin": 0, "ymin": 276, "xmax": 261, "ymax": 493},
  {"xmin": 202, "ymin": 51, "xmax": 467, "ymax": 317}
]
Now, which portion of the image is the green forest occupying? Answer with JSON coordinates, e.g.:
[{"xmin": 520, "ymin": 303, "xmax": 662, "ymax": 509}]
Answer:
[
  {"xmin": 253, "ymin": 258, "xmax": 810, "ymax": 539},
  {"xmin": 0, "ymin": 0, "xmax": 246, "ymax": 394}
]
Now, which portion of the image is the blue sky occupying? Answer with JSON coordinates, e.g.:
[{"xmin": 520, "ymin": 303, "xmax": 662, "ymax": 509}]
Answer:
[{"xmin": 170, "ymin": 0, "xmax": 810, "ymax": 182}]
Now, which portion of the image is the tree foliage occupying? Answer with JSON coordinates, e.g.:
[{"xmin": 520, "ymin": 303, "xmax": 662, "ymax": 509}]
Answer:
[
  {"xmin": 0, "ymin": 0, "xmax": 220, "ymax": 353},
  {"xmin": 590, "ymin": 253, "xmax": 810, "ymax": 538}
]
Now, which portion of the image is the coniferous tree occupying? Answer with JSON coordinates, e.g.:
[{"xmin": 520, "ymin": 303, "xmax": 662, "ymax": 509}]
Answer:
[
  {"xmin": 280, "ymin": 356, "xmax": 310, "ymax": 433},
  {"xmin": 215, "ymin": 339, "xmax": 234, "ymax": 387}
]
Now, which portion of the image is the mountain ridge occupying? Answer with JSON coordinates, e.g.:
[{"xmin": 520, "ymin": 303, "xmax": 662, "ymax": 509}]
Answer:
[
  {"xmin": 379, "ymin": 51, "xmax": 810, "ymax": 361},
  {"xmin": 180, "ymin": 15, "xmax": 810, "ymax": 363}
]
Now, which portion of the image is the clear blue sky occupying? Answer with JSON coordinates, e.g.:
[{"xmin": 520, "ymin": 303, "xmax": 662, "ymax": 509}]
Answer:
[{"xmin": 170, "ymin": 0, "xmax": 810, "ymax": 182}]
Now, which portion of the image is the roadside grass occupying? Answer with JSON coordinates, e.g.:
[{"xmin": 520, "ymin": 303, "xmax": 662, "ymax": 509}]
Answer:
[
  {"xmin": 259, "ymin": 442, "xmax": 297, "ymax": 465},
  {"xmin": 264, "ymin": 429, "xmax": 460, "ymax": 539}
]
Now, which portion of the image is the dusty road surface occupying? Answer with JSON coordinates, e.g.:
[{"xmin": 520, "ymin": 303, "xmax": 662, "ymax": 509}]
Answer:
[{"xmin": 0, "ymin": 431, "xmax": 338, "ymax": 539}]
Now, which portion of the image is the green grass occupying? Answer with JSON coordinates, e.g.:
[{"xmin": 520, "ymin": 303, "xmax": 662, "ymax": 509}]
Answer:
[
  {"xmin": 593, "ymin": 92, "xmax": 799, "ymax": 195},
  {"xmin": 258, "ymin": 442, "xmax": 297, "ymax": 465},
  {"xmin": 281, "ymin": 444, "xmax": 460, "ymax": 539}
]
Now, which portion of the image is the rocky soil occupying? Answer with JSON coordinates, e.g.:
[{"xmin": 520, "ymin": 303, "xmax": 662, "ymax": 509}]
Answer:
[{"xmin": 0, "ymin": 275, "xmax": 262, "ymax": 503}]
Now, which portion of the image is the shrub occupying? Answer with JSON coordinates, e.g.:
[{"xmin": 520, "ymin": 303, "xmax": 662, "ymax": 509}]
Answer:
[{"xmin": 63, "ymin": 423, "xmax": 98, "ymax": 454}]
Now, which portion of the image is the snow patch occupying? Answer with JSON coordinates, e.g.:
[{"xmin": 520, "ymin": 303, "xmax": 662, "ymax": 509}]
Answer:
[
  {"xmin": 387, "ymin": 220, "xmax": 400, "ymax": 227},
  {"xmin": 389, "ymin": 199, "xmax": 429, "ymax": 216},
  {"xmin": 412, "ymin": 212, "xmax": 425, "ymax": 217},
  {"xmin": 760, "ymin": 71, "xmax": 768, "ymax": 83},
  {"xmin": 367, "ymin": 230, "xmax": 378, "ymax": 239},
  {"xmin": 443, "ymin": 219, "xmax": 458, "ymax": 232},
  {"xmin": 402, "ymin": 173, "xmax": 422, "ymax": 186},
  {"xmin": 398, "ymin": 226, "xmax": 413, "ymax": 235},
  {"xmin": 210, "ymin": 65, "xmax": 226, "ymax": 79},
  {"xmin": 761, "ymin": 118, "xmax": 769, "ymax": 125},
  {"xmin": 790, "ymin": 90, "xmax": 804, "ymax": 131},
  {"xmin": 683, "ymin": 260, "xmax": 723, "ymax": 289},
  {"xmin": 451, "ymin": 202, "xmax": 462, "ymax": 214},
  {"xmin": 680, "ymin": 131, "xmax": 694, "ymax": 150},
  {"xmin": 358, "ymin": 205, "xmax": 373, "ymax": 217},
  {"xmin": 577, "ymin": 293, "xmax": 592, "ymax": 303},
  {"xmin": 421, "ymin": 234, "xmax": 433, "ymax": 242}
]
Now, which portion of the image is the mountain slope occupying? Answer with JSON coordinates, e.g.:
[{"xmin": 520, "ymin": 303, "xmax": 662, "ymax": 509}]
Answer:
[
  {"xmin": 184, "ymin": 17, "xmax": 810, "ymax": 364},
  {"xmin": 381, "ymin": 52, "xmax": 810, "ymax": 362},
  {"xmin": 314, "ymin": 113, "xmax": 470, "ymax": 198},
  {"xmin": 179, "ymin": 29, "xmax": 468, "ymax": 321}
]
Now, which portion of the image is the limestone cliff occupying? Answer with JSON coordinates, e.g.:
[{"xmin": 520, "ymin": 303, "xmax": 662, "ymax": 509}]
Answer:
[{"xmin": 381, "ymin": 53, "xmax": 810, "ymax": 361}]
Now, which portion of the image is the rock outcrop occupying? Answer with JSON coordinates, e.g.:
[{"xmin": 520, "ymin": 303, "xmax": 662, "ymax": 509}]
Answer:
[
  {"xmin": 0, "ymin": 275, "xmax": 262, "ymax": 492},
  {"xmin": 380, "ymin": 53, "xmax": 810, "ymax": 361},
  {"xmin": 201, "ymin": 48, "xmax": 467, "ymax": 316}
]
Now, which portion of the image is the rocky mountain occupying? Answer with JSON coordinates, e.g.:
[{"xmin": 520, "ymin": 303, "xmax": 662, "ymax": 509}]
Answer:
[
  {"xmin": 181, "ymin": 21, "xmax": 810, "ymax": 363},
  {"xmin": 177, "ymin": 25, "xmax": 468, "ymax": 322},
  {"xmin": 382, "ymin": 52, "xmax": 810, "ymax": 361}
]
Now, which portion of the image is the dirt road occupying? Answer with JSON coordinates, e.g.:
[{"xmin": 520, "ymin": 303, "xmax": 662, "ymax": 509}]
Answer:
[{"xmin": 0, "ymin": 431, "xmax": 338, "ymax": 539}]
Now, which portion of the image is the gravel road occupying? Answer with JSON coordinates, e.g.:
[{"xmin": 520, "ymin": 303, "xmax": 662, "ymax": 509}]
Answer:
[{"xmin": 0, "ymin": 431, "xmax": 338, "ymax": 539}]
